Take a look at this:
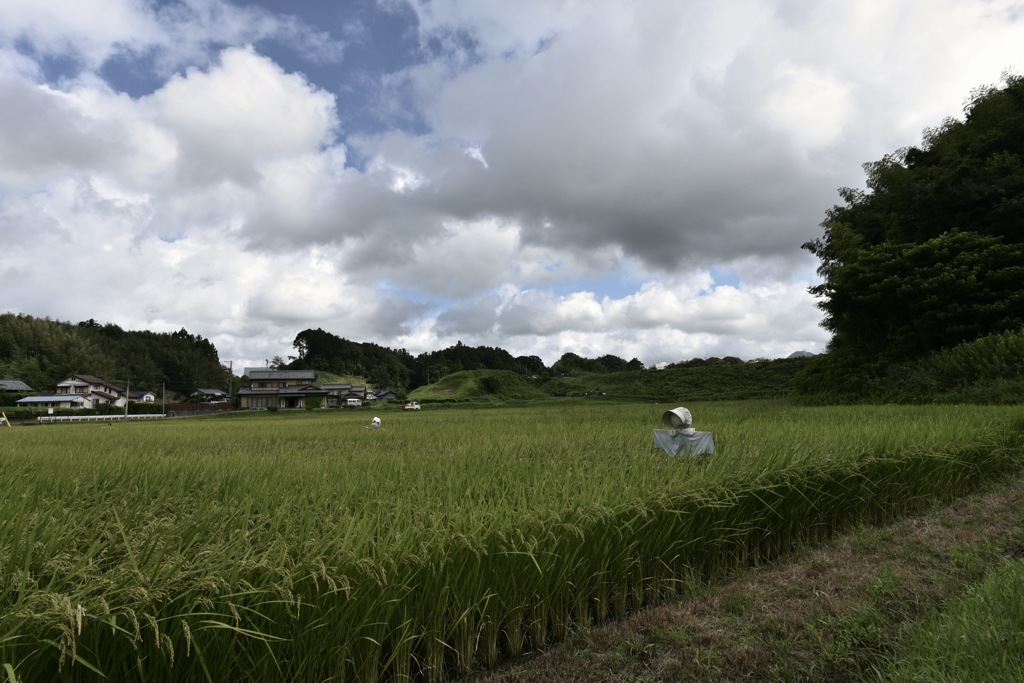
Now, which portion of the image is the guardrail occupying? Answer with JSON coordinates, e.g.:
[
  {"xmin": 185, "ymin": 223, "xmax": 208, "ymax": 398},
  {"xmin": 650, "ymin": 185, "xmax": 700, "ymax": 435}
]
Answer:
[{"xmin": 38, "ymin": 414, "xmax": 167, "ymax": 423}]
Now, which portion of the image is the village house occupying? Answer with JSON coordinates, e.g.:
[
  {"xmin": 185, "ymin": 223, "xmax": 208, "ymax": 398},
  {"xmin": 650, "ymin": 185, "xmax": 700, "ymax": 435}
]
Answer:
[
  {"xmin": 320, "ymin": 383, "xmax": 370, "ymax": 407},
  {"xmin": 15, "ymin": 374, "xmax": 127, "ymax": 410},
  {"xmin": 54, "ymin": 374, "xmax": 127, "ymax": 408},
  {"xmin": 14, "ymin": 395, "xmax": 86, "ymax": 410},
  {"xmin": 129, "ymin": 389, "xmax": 158, "ymax": 403},
  {"xmin": 237, "ymin": 369, "xmax": 329, "ymax": 409},
  {"xmin": 0, "ymin": 379, "xmax": 33, "ymax": 393},
  {"xmin": 191, "ymin": 388, "xmax": 228, "ymax": 402},
  {"xmin": 375, "ymin": 389, "xmax": 398, "ymax": 403}
]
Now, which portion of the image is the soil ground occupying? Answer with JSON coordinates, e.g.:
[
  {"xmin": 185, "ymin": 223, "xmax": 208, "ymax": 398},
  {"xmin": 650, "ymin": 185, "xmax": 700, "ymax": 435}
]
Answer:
[{"xmin": 464, "ymin": 471, "xmax": 1024, "ymax": 683}]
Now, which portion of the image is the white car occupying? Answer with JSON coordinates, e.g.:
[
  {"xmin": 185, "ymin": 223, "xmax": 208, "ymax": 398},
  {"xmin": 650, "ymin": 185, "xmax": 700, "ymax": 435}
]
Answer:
[{"xmin": 403, "ymin": 401, "xmax": 421, "ymax": 410}]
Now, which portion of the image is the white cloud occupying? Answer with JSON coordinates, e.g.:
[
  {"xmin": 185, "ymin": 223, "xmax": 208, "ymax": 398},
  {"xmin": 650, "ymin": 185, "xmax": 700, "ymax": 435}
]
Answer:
[
  {"xmin": 0, "ymin": 0, "xmax": 161, "ymax": 70},
  {"xmin": 0, "ymin": 0, "xmax": 343, "ymax": 78},
  {"xmin": 146, "ymin": 46, "xmax": 340, "ymax": 187},
  {"xmin": 1, "ymin": 0, "xmax": 1022, "ymax": 370}
]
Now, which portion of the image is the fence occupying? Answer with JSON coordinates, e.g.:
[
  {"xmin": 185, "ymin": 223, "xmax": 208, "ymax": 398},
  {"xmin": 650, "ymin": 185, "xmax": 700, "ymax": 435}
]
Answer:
[
  {"xmin": 167, "ymin": 402, "xmax": 234, "ymax": 417},
  {"xmin": 38, "ymin": 414, "xmax": 167, "ymax": 423}
]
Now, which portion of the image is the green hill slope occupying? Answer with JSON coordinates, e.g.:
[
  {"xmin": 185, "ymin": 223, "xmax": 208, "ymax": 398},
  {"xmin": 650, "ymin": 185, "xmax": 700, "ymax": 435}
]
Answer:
[
  {"xmin": 408, "ymin": 369, "xmax": 549, "ymax": 403},
  {"xmin": 543, "ymin": 358, "xmax": 811, "ymax": 402},
  {"xmin": 0, "ymin": 313, "xmax": 230, "ymax": 396}
]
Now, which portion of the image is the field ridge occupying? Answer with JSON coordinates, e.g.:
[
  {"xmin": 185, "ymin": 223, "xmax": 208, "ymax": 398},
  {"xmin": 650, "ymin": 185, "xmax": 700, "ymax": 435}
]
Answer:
[{"xmin": 469, "ymin": 471, "xmax": 1024, "ymax": 682}]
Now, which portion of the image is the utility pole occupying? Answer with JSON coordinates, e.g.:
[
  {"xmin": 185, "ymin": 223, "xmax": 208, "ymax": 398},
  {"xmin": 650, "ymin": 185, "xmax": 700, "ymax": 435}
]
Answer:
[
  {"xmin": 125, "ymin": 379, "xmax": 129, "ymax": 417},
  {"xmin": 162, "ymin": 382, "xmax": 165, "ymax": 415}
]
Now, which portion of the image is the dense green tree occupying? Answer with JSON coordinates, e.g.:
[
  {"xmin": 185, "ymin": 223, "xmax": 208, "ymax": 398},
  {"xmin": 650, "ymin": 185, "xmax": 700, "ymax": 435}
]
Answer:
[
  {"xmin": 290, "ymin": 329, "xmax": 537, "ymax": 389},
  {"xmin": 0, "ymin": 313, "xmax": 229, "ymax": 395},
  {"xmin": 515, "ymin": 355, "xmax": 546, "ymax": 375},
  {"xmin": 804, "ymin": 73, "xmax": 1024, "ymax": 369},
  {"xmin": 290, "ymin": 328, "xmax": 414, "ymax": 388},
  {"xmin": 551, "ymin": 352, "xmax": 586, "ymax": 376},
  {"xmin": 551, "ymin": 352, "xmax": 638, "ymax": 375}
]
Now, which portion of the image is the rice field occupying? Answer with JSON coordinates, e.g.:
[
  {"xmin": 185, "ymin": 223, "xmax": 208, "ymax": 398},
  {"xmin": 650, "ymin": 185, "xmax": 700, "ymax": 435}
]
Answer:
[{"xmin": 1, "ymin": 401, "xmax": 1022, "ymax": 682}]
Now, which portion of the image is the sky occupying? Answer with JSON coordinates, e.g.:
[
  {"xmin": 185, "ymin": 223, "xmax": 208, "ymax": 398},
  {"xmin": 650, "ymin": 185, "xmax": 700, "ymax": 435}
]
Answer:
[{"xmin": 1, "ymin": 0, "xmax": 1022, "ymax": 371}]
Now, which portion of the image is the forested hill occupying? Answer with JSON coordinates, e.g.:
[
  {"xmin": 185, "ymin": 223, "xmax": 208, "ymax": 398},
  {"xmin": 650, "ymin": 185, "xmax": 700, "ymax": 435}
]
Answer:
[
  {"xmin": 288, "ymin": 328, "xmax": 554, "ymax": 389},
  {"xmin": 0, "ymin": 313, "xmax": 230, "ymax": 394},
  {"xmin": 286, "ymin": 328, "xmax": 647, "ymax": 390}
]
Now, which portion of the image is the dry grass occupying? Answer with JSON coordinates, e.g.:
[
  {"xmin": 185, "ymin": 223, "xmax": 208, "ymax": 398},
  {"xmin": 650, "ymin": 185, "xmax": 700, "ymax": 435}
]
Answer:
[{"xmin": 467, "ymin": 472, "xmax": 1024, "ymax": 683}]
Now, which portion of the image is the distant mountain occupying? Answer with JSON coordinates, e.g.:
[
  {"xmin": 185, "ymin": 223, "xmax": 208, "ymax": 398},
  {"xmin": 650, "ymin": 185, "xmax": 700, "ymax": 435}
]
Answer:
[{"xmin": 787, "ymin": 350, "xmax": 816, "ymax": 359}]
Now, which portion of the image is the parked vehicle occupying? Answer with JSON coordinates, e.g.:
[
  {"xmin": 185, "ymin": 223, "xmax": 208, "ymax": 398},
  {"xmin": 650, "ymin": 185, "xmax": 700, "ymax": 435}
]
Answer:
[
  {"xmin": 346, "ymin": 398, "xmax": 362, "ymax": 407},
  {"xmin": 403, "ymin": 401, "xmax": 420, "ymax": 411}
]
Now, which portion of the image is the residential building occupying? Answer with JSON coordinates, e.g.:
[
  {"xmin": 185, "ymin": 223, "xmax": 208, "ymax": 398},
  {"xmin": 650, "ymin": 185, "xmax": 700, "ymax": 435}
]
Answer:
[
  {"xmin": 129, "ymin": 390, "xmax": 158, "ymax": 403},
  {"xmin": 321, "ymin": 383, "xmax": 369, "ymax": 407},
  {"xmin": 237, "ymin": 370, "xmax": 328, "ymax": 409},
  {"xmin": 375, "ymin": 389, "xmax": 398, "ymax": 403},
  {"xmin": 15, "ymin": 395, "xmax": 86, "ymax": 409},
  {"xmin": 53, "ymin": 374, "xmax": 126, "ymax": 409},
  {"xmin": 0, "ymin": 379, "xmax": 33, "ymax": 393},
  {"xmin": 192, "ymin": 388, "xmax": 228, "ymax": 401}
]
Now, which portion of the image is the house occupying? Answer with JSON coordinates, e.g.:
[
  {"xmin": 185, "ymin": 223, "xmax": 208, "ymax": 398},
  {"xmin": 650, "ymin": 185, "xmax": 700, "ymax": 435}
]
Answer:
[
  {"xmin": 52, "ymin": 374, "xmax": 126, "ymax": 409},
  {"xmin": 237, "ymin": 370, "xmax": 328, "ymax": 409},
  {"xmin": 247, "ymin": 369, "xmax": 315, "ymax": 389},
  {"xmin": 0, "ymin": 379, "xmax": 33, "ymax": 393},
  {"xmin": 15, "ymin": 395, "xmax": 86, "ymax": 409},
  {"xmin": 191, "ymin": 388, "xmax": 227, "ymax": 402},
  {"xmin": 13, "ymin": 374, "xmax": 126, "ymax": 410},
  {"xmin": 375, "ymin": 389, "xmax": 398, "ymax": 403},
  {"xmin": 129, "ymin": 390, "xmax": 158, "ymax": 403},
  {"xmin": 321, "ymin": 383, "xmax": 350, "ymax": 408},
  {"xmin": 321, "ymin": 383, "xmax": 370, "ymax": 407}
]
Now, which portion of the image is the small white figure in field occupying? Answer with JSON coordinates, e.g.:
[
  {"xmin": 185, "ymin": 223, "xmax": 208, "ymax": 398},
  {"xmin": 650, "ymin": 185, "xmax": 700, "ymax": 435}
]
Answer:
[
  {"xmin": 662, "ymin": 407, "xmax": 695, "ymax": 436},
  {"xmin": 366, "ymin": 416, "xmax": 381, "ymax": 430}
]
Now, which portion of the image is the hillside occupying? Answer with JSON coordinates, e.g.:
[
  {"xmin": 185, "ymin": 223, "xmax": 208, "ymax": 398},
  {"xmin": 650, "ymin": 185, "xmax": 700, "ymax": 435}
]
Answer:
[
  {"xmin": 0, "ymin": 313, "xmax": 230, "ymax": 397},
  {"xmin": 7, "ymin": 310, "xmax": 1019, "ymax": 409},
  {"xmin": 405, "ymin": 360, "xmax": 812, "ymax": 405},
  {"xmin": 408, "ymin": 369, "xmax": 550, "ymax": 403},
  {"xmin": 543, "ymin": 357, "xmax": 811, "ymax": 402}
]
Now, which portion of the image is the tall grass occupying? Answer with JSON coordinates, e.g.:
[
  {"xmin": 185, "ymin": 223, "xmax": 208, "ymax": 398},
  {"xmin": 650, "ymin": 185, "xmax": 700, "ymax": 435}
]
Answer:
[
  {"xmin": 1, "ymin": 402, "xmax": 1022, "ymax": 681},
  {"xmin": 884, "ymin": 558, "xmax": 1024, "ymax": 682},
  {"xmin": 866, "ymin": 327, "xmax": 1024, "ymax": 404}
]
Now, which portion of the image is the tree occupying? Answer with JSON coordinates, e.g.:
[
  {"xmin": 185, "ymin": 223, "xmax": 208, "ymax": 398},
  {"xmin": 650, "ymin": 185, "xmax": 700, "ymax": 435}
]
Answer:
[
  {"xmin": 804, "ymin": 72, "xmax": 1024, "ymax": 368},
  {"xmin": 515, "ymin": 355, "xmax": 547, "ymax": 375},
  {"xmin": 551, "ymin": 352, "xmax": 586, "ymax": 376}
]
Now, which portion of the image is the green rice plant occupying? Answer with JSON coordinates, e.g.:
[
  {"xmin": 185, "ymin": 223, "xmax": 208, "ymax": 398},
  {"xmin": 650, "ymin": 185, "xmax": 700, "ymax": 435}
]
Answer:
[{"xmin": 0, "ymin": 402, "xmax": 1021, "ymax": 681}]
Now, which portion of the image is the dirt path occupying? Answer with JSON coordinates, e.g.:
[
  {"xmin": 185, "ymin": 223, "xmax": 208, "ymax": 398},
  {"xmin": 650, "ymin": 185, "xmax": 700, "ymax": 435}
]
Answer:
[{"xmin": 465, "ymin": 473, "xmax": 1024, "ymax": 682}]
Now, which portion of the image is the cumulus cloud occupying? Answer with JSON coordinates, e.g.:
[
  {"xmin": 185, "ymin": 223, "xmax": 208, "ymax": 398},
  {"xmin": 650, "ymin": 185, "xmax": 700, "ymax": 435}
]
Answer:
[
  {"xmin": 1, "ymin": 0, "xmax": 1021, "ymax": 369},
  {"xmin": 146, "ymin": 46, "xmax": 340, "ymax": 187},
  {"xmin": 361, "ymin": 0, "xmax": 1023, "ymax": 273},
  {"xmin": 0, "ymin": 0, "xmax": 343, "ymax": 77}
]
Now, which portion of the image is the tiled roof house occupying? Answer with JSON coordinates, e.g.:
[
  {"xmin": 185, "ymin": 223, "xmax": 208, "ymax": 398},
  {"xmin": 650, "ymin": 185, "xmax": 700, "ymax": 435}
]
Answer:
[
  {"xmin": 0, "ymin": 379, "xmax": 33, "ymax": 392},
  {"xmin": 237, "ymin": 369, "xmax": 328, "ymax": 409}
]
